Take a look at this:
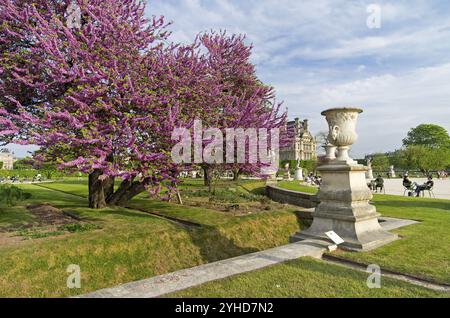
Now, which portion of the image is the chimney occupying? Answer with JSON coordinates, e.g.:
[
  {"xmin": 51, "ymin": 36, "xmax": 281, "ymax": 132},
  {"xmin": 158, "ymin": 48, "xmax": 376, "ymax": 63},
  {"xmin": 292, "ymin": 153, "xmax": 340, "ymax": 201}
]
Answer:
[
  {"xmin": 294, "ymin": 118, "xmax": 300, "ymax": 133},
  {"xmin": 303, "ymin": 119, "xmax": 309, "ymax": 132}
]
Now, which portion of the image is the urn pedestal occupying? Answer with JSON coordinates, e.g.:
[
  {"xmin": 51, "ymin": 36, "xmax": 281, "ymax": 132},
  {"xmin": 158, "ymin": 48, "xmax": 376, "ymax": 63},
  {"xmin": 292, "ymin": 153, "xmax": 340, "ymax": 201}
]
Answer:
[
  {"xmin": 290, "ymin": 107, "xmax": 398, "ymax": 251},
  {"xmin": 290, "ymin": 162, "xmax": 398, "ymax": 251},
  {"xmin": 324, "ymin": 144, "xmax": 337, "ymax": 161}
]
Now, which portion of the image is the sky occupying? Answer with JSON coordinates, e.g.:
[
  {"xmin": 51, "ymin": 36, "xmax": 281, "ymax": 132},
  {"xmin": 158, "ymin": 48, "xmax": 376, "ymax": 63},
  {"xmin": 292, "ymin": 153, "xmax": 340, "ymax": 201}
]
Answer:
[
  {"xmin": 147, "ymin": 0, "xmax": 450, "ymax": 157},
  {"xmin": 5, "ymin": 0, "xmax": 450, "ymax": 158}
]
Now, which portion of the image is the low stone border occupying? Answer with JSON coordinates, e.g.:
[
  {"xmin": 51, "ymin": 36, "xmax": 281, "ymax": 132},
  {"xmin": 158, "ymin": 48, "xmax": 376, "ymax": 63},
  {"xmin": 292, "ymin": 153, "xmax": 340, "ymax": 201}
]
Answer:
[{"xmin": 266, "ymin": 184, "xmax": 319, "ymax": 208}]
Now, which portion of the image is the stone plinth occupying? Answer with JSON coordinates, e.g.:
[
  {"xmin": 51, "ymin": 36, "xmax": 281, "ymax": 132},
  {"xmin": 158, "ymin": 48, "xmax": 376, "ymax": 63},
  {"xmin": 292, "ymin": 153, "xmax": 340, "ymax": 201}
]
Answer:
[
  {"xmin": 291, "ymin": 161, "xmax": 398, "ymax": 251},
  {"xmin": 294, "ymin": 168, "xmax": 303, "ymax": 181}
]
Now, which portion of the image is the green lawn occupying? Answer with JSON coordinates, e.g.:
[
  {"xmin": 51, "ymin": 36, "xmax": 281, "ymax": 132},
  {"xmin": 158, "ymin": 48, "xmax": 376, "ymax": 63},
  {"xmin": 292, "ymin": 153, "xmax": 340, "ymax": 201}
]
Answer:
[
  {"xmin": 0, "ymin": 179, "xmax": 448, "ymax": 297},
  {"xmin": 0, "ymin": 180, "xmax": 300, "ymax": 297},
  {"xmin": 335, "ymin": 194, "xmax": 450, "ymax": 285},
  {"xmin": 277, "ymin": 181, "xmax": 318, "ymax": 194},
  {"xmin": 277, "ymin": 181, "xmax": 450, "ymax": 285},
  {"xmin": 169, "ymin": 257, "xmax": 447, "ymax": 298}
]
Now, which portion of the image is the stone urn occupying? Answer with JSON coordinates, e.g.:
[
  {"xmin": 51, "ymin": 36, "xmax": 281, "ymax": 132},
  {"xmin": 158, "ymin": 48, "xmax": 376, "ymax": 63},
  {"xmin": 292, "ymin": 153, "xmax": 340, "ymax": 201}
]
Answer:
[
  {"xmin": 322, "ymin": 107, "xmax": 363, "ymax": 163},
  {"xmin": 291, "ymin": 107, "xmax": 398, "ymax": 251}
]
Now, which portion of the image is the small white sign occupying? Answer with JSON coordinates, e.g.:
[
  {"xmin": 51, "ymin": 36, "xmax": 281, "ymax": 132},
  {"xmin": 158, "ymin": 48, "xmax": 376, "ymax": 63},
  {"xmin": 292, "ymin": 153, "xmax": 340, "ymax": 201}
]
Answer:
[
  {"xmin": 327, "ymin": 244, "xmax": 338, "ymax": 252},
  {"xmin": 325, "ymin": 231, "xmax": 344, "ymax": 245}
]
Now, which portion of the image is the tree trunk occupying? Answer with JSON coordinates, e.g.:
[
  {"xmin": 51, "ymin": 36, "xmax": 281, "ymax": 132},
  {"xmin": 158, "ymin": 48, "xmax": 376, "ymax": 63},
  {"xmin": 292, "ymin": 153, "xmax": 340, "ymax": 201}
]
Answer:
[
  {"xmin": 232, "ymin": 169, "xmax": 242, "ymax": 181},
  {"xmin": 103, "ymin": 176, "xmax": 115, "ymax": 202},
  {"xmin": 106, "ymin": 179, "xmax": 133, "ymax": 206},
  {"xmin": 203, "ymin": 166, "xmax": 213, "ymax": 192},
  {"xmin": 106, "ymin": 178, "xmax": 148, "ymax": 207},
  {"xmin": 88, "ymin": 169, "xmax": 107, "ymax": 209},
  {"xmin": 103, "ymin": 153, "xmax": 115, "ymax": 201}
]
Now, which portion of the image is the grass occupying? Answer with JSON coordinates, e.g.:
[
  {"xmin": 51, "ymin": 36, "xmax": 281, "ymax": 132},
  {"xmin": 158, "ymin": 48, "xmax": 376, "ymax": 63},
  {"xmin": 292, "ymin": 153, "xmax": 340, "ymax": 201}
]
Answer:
[
  {"xmin": 335, "ymin": 194, "xmax": 450, "ymax": 285},
  {"xmin": 169, "ymin": 257, "xmax": 447, "ymax": 298},
  {"xmin": 1, "ymin": 178, "xmax": 449, "ymax": 297},
  {"xmin": 277, "ymin": 181, "xmax": 318, "ymax": 194},
  {"xmin": 0, "ymin": 180, "xmax": 300, "ymax": 297},
  {"xmin": 276, "ymin": 181, "xmax": 450, "ymax": 285},
  {"xmin": 0, "ymin": 205, "xmax": 37, "ymax": 230}
]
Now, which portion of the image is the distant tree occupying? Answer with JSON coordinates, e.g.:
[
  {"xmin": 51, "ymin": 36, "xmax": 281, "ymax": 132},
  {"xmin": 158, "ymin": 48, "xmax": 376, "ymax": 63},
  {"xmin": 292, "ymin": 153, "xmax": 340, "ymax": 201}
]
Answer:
[
  {"xmin": 370, "ymin": 153, "xmax": 390, "ymax": 172},
  {"xmin": 13, "ymin": 157, "xmax": 34, "ymax": 170},
  {"xmin": 403, "ymin": 124, "xmax": 450, "ymax": 149},
  {"xmin": 0, "ymin": 162, "xmax": 3, "ymax": 169},
  {"xmin": 301, "ymin": 160, "xmax": 317, "ymax": 175},
  {"xmin": 315, "ymin": 131, "xmax": 329, "ymax": 155},
  {"xmin": 400, "ymin": 145, "xmax": 449, "ymax": 174},
  {"xmin": 386, "ymin": 150, "xmax": 405, "ymax": 169}
]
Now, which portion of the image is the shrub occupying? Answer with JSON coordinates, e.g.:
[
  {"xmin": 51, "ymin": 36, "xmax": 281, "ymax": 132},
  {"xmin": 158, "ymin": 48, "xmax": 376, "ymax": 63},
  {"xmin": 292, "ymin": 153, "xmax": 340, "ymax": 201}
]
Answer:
[{"xmin": 0, "ymin": 185, "xmax": 32, "ymax": 206}]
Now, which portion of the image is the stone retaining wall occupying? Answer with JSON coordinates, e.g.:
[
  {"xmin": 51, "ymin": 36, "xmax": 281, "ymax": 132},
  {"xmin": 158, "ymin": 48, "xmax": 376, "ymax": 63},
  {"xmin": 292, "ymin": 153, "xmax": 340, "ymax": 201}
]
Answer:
[{"xmin": 266, "ymin": 184, "xmax": 319, "ymax": 208}]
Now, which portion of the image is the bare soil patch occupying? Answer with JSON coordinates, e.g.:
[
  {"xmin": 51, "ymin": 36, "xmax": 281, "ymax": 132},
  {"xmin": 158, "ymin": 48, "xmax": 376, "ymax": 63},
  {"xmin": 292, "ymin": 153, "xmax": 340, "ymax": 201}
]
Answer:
[
  {"xmin": 184, "ymin": 199, "xmax": 290, "ymax": 215},
  {"xmin": 0, "ymin": 232, "xmax": 23, "ymax": 246},
  {"xmin": 26, "ymin": 204, "xmax": 76, "ymax": 226}
]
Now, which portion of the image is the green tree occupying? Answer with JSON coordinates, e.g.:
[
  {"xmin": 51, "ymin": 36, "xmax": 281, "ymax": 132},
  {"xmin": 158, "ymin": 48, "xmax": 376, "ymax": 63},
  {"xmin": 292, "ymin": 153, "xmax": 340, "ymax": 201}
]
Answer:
[
  {"xmin": 13, "ymin": 157, "xmax": 34, "ymax": 170},
  {"xmin": 0, "ymin": 162, "xmax": 3, "ymax": 169},
  {"xmin": 370, "ymin": 153, "xmax": 390, "ymax": 172},
  {"xmin": 403, "ymin": 124, "xmax": 450, "ymax": 149},
  {"xmin": 387, "ymin": 150, "xmax": 406, "ymax": 170},
  {"xmin": 401, "ymin": 145, "xmax": 450, "ymax": 174}
]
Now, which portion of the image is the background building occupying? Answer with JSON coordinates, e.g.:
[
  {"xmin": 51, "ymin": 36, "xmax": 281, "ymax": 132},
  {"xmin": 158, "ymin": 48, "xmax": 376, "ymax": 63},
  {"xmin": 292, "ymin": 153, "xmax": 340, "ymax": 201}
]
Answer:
[
  {"xmin": 280, "ymin": 118, "xmax": 317, "ymax": 161},
  {"xmin": 0, "ymin": 149, "xmax": 17, "ymax": 170}
]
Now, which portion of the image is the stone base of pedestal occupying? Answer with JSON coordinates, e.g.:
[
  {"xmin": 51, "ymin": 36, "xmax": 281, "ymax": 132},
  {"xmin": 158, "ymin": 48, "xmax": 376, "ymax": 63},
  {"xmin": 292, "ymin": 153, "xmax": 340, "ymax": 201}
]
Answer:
[
  {"xmin": 290, "ymin": 219, "xmax": 398, "ymax": 251},
  {"xmin": 290, "ymin": 161, "xmax": 398, "ymax": 251}
]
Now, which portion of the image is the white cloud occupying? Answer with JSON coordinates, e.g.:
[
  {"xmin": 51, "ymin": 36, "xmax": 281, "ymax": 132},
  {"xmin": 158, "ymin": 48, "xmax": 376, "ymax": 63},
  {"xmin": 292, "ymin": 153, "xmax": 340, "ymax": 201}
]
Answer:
[
  {"xmin": 275, "ymin": 63, "xmax": 450, "ymax": 156},
  {"xmin": 9, "ymin": 0, "xmax": 450, "ymax": 157},
  {"xmin": 146, "ymin": 0, "xmax": 450, "ymax": 157}
]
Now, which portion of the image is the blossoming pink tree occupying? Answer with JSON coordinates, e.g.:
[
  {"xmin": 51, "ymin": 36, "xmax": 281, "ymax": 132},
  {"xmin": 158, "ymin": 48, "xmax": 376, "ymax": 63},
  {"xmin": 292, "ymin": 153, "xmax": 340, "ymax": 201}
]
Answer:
[
  {"xmin": 0, "ymin": 0, "xmax": 288, "ymax": 207},
  {"xmin": 0, "ymin": 0, "xmax": 209, "ymax": 207},
  {"xmin": 193, "ymin": 32, "xmax": 288, "ymax": 186}
]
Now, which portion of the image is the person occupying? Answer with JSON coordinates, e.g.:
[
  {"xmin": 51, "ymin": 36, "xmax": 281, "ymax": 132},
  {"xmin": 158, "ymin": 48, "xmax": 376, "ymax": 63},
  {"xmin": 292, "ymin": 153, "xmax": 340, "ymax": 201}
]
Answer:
[
  {"xmin": 314, "ymin": 175, "xmax": 322, "ymax": 186},
  {"xmin": 374, "ymin": 175, "xmax": 384, "ymax": 193},
  {"xmin": 415, "ymin": 176, "xmax": 434, "ymax": 197},
  {"xmin": 403, "ymin": 175, "xmax": 413, "ymax": 188},
  {"xmin": 402, "ymin": 175, "xmax": 415, "ymax": 196}
]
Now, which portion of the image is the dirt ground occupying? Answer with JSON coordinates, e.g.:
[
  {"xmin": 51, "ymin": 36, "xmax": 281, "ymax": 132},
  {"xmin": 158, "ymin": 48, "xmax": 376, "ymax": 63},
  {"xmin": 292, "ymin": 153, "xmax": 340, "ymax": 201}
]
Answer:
[
  {"xmin": 26, "ymin": 204, "xmax": 75, "ymax": 226},
  {"xmin": 0, "ymin": 204, "xmax": 79, "ymax": 246}
]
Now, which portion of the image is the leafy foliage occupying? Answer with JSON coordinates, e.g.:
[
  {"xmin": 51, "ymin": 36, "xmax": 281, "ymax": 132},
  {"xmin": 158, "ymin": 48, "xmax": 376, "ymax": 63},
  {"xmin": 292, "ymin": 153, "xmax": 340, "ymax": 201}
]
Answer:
[
  {"xmin": 0, "ymin": 0, "xmax": 287, "ymax": 207},
  {"xmin": 403, "ymin": 124, "xmax": 450, "ymax": 149},
  {"xmin": 0, "ymin": 185, "xmax": 32, "ymax": 206},
  {"xmin": 370, "ymin": 153, "xmax": 390, "ymax": 171}
]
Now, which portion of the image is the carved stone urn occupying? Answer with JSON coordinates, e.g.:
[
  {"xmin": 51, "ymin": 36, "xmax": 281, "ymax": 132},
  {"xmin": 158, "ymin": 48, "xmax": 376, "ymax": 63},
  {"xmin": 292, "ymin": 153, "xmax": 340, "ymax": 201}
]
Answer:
[
  {"xmin": 322, "ymin": 108, "xmax": 362, "ymax": 163},
  {"xmin": 291, "ymin": 107, "xmax": 398, "ymax": 251}
]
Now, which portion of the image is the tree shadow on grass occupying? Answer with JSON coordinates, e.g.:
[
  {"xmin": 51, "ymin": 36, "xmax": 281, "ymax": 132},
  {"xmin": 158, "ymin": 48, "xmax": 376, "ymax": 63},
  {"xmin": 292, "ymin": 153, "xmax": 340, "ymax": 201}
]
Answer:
[
  {"xmin": 249, "ymin": 186, "xmax": 266, "ymax": 196},
  {"xmin": 293, "ymin": 211, "xmax": 313, "ymax": 231},
  {"xmin": 185, "ymin": 225, "xmax": 259, "ymax": 264}
]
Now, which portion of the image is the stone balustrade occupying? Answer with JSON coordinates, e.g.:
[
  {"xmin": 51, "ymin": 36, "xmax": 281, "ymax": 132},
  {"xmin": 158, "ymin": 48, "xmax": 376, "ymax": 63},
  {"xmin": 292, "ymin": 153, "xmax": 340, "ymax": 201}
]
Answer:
[{"xmin": 266, "ymin": 184, "xmax": 319, "ymax": 209}]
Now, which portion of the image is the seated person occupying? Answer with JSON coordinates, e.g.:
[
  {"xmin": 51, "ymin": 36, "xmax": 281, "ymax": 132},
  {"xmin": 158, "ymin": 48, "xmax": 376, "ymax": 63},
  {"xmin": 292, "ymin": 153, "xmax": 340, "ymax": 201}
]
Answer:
[
  {"xmin": 374, "ymin": 175, "xmax": 384, "ymax": 192},
  {"xmin": 402, "ymin": 175, "xmax": 413, "ymax": 189},
  {"xmin": 415, "ymin": 176, "xmax": 434, "ymax": 197}
]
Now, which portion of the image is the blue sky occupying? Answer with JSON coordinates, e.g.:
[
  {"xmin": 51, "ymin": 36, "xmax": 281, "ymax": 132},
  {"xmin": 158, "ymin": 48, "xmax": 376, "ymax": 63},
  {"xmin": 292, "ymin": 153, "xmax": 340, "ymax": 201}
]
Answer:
[
  {"xmin": 147, "ymin": 0, "xmax": 450, "ymax": 157},
  {"xmin": 6, "ymin": 0, "xmax": 450, "ymax": 158}
]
